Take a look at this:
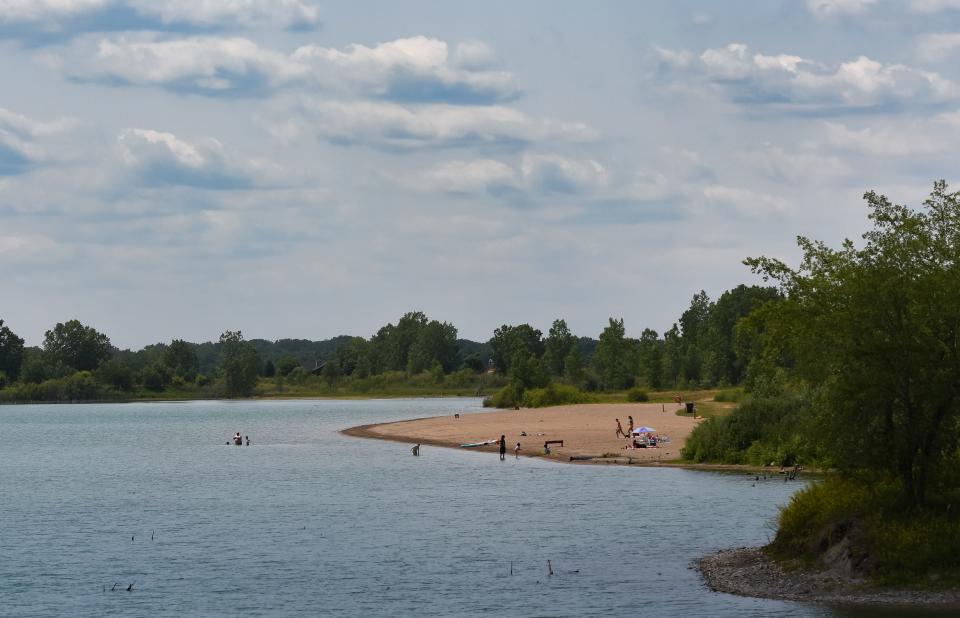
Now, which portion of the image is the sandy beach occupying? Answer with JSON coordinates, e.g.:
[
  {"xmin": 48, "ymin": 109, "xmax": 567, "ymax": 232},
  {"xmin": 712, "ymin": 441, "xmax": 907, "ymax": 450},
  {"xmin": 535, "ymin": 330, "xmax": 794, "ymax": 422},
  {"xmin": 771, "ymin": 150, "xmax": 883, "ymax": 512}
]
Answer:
[{"xmin": 343, "ymin": 402, "xmax": 703, "ymax": 465}]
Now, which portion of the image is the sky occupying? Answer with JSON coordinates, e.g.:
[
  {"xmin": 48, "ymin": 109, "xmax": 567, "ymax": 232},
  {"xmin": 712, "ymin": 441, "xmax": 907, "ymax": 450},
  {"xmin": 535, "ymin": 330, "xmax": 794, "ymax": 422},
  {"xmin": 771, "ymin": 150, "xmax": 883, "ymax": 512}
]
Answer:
[{"xmin": 2, "ymin": 0, "xmax": 959, "ymax": 349}]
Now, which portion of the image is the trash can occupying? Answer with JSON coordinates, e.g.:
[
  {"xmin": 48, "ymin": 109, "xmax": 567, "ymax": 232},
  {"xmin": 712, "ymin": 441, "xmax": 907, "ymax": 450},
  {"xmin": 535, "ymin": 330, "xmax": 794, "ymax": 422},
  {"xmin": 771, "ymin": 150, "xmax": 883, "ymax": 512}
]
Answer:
[{"xmin": 685, "ymin": 402, "xmax": 695, "ymax": 415}]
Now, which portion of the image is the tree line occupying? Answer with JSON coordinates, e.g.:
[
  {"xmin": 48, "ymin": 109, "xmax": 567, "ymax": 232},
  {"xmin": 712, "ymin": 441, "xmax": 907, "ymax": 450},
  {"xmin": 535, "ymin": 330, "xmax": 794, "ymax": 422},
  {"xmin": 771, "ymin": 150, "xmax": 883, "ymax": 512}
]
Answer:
[{"xmin": 0, "ymin": 286, "xmax": 780, "ymax": 402}]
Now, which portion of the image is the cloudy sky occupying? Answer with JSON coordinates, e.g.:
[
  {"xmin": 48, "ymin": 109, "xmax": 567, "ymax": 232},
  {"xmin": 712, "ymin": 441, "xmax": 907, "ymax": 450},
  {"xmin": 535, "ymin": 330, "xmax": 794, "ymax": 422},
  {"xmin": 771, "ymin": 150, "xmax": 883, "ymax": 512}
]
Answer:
[{"xmin": 2, "ymin": 0, "xmax": 958, "ymax": 348}]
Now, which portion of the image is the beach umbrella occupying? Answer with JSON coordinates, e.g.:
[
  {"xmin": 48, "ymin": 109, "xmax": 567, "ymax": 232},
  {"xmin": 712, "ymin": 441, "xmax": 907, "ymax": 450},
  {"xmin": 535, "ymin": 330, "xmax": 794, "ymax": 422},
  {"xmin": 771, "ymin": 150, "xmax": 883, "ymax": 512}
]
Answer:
[{"xmin": 632, "ymin": 426, "xmax": 656, "ymax": 434}]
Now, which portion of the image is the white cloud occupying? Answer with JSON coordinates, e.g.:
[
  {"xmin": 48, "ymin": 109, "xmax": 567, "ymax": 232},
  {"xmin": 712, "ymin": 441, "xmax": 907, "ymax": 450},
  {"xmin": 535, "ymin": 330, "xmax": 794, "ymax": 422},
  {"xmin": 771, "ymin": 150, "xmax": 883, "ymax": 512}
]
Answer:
[
  {"xmin": 417, "ymin": 159, "xmax": 518, "ymax": 194},
  {"xmin": 806, "ymin": 0, "xmax": 877, "ymax": 17},
  {"xmin": 916, "ymin": 33, "xmax": 960, "ymax": 62},
  {"xmin": 0, "ymin": 0, "xmax": 321, "ymax": 39},
  {"xmin": 823, "ymin": 120, "xmax": 952, "ymax": 155},
  {"xmin": 656, "ymin": 42, "xmax": 957, "ymax": 110},
  {"xmin": 63, "ymin": 35, "xmax": 519, "ymax": 102},
  {"xmin": 69, "ymin": 36, "xmax": 306, "ymax": 95},
  {"xmin": 521, "ymin": 153, "xmax": 608, "ymax": 194},
  {"xmin": 116, "ymin": 128, "xmax": 277, "ymax": 189},
  {"xmin": 738, "ymin": 144, "xmax": 851, "ymax": 183},
  {"xmin": 703, "ymin": 185, "xmax": 789, "ymax": 216},
  {"xmin": 274, "ymin": 99, "xmax": 596, "ymax": 149},
  {"xmin": 0, "ymin": 107, "xmax": 75, "ymax": 175},
  {"xmin": 910, "ymin": 0, "xmax": 960, "ymax": 12},
  {"xmin": 292, "ymin": 35, "xmax": 519, "ymax": 102}
]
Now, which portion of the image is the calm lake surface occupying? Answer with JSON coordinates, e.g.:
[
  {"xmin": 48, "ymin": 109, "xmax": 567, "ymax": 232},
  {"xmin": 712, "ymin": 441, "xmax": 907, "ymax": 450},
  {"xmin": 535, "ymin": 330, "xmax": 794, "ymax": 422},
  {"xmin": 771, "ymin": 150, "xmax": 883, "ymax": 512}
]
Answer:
[{"xmin": 0, "ymin": 398, "xmax": 932, "ymax": 617}]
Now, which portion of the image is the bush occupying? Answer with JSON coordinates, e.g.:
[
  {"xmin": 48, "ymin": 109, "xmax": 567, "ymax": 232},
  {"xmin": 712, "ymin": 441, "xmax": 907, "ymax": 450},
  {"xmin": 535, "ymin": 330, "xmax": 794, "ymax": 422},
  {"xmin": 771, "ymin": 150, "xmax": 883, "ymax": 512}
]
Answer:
[
  {"xmin": 769, "ymin": 476, "xmax": 960, "ymax": 586},
  {"xmin": 521, "ymin": 383, "xmax": 596, "ymax": 408},
  {"xmin": 713, "ymin": 388, "xmax": 745, "ymax": 403},
  {"xmin": 681, "ymin": 395, "xmax": 820, "ymax": 466},
  {"xmin": 488, "ymin": 384, "xmax": 522, "ymax": 408},
  {"xmin": 626, "ymin": 387, "xmax": 648, "ymax": 402}
]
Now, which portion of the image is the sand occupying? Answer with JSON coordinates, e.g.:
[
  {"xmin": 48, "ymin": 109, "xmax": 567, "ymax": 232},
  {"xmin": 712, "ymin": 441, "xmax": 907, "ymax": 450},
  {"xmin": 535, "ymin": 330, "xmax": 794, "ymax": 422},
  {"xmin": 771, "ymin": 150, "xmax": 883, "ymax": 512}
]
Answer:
[{"xmin": 343, "ymin": 402, "xmax": 703, "ymax": 465}]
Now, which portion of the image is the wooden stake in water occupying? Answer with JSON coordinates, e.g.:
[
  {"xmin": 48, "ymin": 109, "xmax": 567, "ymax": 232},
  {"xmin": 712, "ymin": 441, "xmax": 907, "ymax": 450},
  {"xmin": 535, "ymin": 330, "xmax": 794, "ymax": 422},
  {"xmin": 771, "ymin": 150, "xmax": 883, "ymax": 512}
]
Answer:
[
  {"xmin": 510, "ymin": 561, "xmax": 513, "ymax": 576},
  {"xmin": 547, "ymin": 560, "xmax": 554, "ymax": 576}
]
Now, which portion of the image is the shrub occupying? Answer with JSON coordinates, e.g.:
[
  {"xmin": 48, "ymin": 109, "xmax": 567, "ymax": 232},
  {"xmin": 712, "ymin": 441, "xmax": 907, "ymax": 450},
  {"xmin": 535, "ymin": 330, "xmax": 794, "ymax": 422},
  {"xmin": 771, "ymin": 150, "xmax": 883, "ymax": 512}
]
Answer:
[
  {"xmin": 626, "ymin": 387, "xmax": 648, "ymax": 402},
  {"xmin": 713, "ymin": 388, "xmax": 745, "ymax": 403},
  {"xmin": 521, "ymin": 383, "xmax": 596, "ymax": 408}
]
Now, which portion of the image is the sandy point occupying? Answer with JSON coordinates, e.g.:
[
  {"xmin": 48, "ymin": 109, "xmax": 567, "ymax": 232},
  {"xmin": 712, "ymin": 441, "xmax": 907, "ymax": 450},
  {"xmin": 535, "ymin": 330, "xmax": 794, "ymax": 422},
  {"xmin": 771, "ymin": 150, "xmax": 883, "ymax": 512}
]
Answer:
[{"xmin": 343, "ymin": 403, "xmax": 703, "ymax": 465}]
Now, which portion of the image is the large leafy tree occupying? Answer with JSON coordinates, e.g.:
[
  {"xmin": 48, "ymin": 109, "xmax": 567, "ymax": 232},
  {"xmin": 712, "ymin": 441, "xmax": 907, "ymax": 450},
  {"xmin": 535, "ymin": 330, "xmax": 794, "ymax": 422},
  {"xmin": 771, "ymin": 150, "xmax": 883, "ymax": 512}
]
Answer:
[
  {"xmin": 163, "ymin": 339, "xmax": 199, "ymax": 381},
  {"xmin": 489, "ymin": 324, "xmax": 544, "ymax": 374},
  {"xmin": 218, "ymin": 331, "xmax": 261, "ymax": 397},
  {"xmin": 747, "ymin": 181, "xmax": 960, "ymax": 505},
  {"xmin": 543, "ymin": 319, "xmax": 576, "ymax": 377},
  {"xmin": 42, "ymin": 319, "xmax": 111, "ymax": 373},
  {"xmin": 0, "ymin": 319, "xmax": 25, "ymax": 382},
  {"xmin": 592, "ymin": 318, "xmax": 637, "ymax": 391}
]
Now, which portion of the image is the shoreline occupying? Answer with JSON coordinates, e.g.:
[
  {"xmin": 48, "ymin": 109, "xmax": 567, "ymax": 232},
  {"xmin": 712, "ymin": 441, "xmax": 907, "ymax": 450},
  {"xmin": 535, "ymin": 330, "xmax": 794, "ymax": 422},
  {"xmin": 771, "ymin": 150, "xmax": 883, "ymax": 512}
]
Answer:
[
  {"xmin": 699, "ymin": 547, "xmax": 960, "ymax": 608},
  {"xmin": 342, "ymin": 406, "xmax": 789, "ymax": 474}
]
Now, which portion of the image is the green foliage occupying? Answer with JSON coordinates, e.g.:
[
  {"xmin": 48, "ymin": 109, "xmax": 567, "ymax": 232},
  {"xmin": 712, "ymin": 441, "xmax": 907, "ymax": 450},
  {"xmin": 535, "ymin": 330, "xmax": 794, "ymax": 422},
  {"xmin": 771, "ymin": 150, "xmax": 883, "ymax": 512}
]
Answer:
[
  {"xmin": 770, "ymin": 476, "xmax": 960, "ymax": 586},
  {"xmin": 681, "ymin": 395, "xmax": 820, "ymax": 466},
  {"xmin": 97, "ymin": 358, "xmax": 134, "ymax": 391},
  {"xmin": 747, "ymin": 180, "xmax": 960, "ymax": 505},
  {"xmin": 713, "ymin": 388, "xmax": 745, "ymax": 403},
  {"xmin": 626, "ymin": 387, "xmax": 648, "ymax": 402},
  {"xmin": 0, "ymin": 319, "xmax": 25, "ymax": 382},
  {"xmin": 521, "ymin": 383, "xmax": 596, "ymax": 407},
  {"xmin": 42, "ymin": 319, "xmax": 111, "ymax": 373},
  {"xmin": 20, "ymin": 349, "xmax": 50, "ymax": 384},
  {"xmin": 275, "ymin": 355, "xmax": 300, "ymax": 377},
  {"xmin": 140, "ymin": 362, "xmax": 172, "ymax": 391},
  {"xmin": 592, "ymin": 318, "xmax": 636, "ymax": 390},
  {"xmin": 489, "ymin": 323, "xmax": 543, "ymax": 374},
  {"xmin": 487, "ymin": 384, "xmax": 523, "ymax": 408},
  {"xmin": 218, "ymin": 331, "xmax": 261, "ymax": 397},
  {"xmin": 262, "ymin": 359, "xmax": 276, "ymax": 378},
  {"xmin": 162, "ymin": 339, "xmax": 199, "ymax": 381},
  {"xmin": 460, "ymin": 352, "xmax": 484, "ymax": 373},
  {"xmin": 543, "ymin": 319, "xmax": 576, "ymax": 377}
]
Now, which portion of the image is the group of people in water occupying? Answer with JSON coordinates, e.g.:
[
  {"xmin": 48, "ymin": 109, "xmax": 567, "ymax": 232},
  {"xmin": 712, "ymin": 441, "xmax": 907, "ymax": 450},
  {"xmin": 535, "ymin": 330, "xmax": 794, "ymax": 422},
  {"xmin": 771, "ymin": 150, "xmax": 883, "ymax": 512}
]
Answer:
[{"xmin": 229, "ymin": 432, "xmax": 250, "ymax": 446}]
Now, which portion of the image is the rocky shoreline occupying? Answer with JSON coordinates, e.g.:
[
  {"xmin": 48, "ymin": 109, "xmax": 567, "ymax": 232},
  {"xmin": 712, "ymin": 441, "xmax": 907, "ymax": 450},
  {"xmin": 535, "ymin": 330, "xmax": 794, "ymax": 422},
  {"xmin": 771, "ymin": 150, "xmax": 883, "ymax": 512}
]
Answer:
[{"xmin": 699, "ymin": 547, "xmax": 960, "ymax": 608}]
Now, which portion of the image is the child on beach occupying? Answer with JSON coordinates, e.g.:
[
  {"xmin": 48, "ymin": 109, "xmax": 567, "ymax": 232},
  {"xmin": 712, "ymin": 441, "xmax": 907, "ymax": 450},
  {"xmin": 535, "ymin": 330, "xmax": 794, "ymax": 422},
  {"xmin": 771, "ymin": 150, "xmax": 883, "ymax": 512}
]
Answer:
[{"xmin": 514, "ymin": 442, "xmax": 521, "ymax": 459}]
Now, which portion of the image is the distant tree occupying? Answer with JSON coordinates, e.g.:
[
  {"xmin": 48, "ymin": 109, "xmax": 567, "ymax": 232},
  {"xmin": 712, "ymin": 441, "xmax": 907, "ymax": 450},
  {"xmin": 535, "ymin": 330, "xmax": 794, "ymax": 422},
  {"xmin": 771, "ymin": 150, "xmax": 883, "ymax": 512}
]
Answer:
[
  {"xmin": 97, "ymin": 358, "xmax": 134, "ymax": 391},
  {"xmin": 678, "ymin": 291, "xmax": 711, "ymax": 385},
  {"xmin": 593, "ymin": 318, "xmax": 637, "ymax": 391},
  {"xmin": 543, "ymin": 319, "xmax": 576, "ymax": 377},
  {"xmin": 0, "ymin": 320, "xmax": 25, "ymax": 382},
  {"xmin": 20, "ymin": 349, "xmax": 50, "ymax": 384},
  {"xmin": 563, "ymin": 347, "xmax": 585, "ymax": 386},
  {"xmin": 140, "ymin": 362, "xmax": 172, "ymax": 391},
  {"xmin": 218, "ymin": 331, "xmax": 261, "ymax": 397},
  {"xmin": 660, "ymin": 324, "xmax": 681, "ymax": 389},
  {"xmin": 263, "ymin": 359, "xmax": 276, "ymax": 378},
  {"xmin": 276, "ymin": 355, "xmax": 300, "ymax": 377},
  {"xmin": 700, "ymin": 285, "xmax": 782, "ymax": 386},
  {"xmin": 637, "ymin": 328, "xmax": 663, "ymax": 389},
  {"xmin": 162, "ymin": 339, "xmax": 199, "ymax": 381},
  {"xmin": 489, "ymin": 324, "xmax": 544, "ymax": 375},
  {"xmin": 407, "ymin": 320, "xmax": 458, "ymax": 374},
  {"xmin": 461, "ymin": 352, "xmax": 484, "ymax": 373},
  {"xmin": 42, "ymin": 319, "xmax": 111, "ymax": 372},
  {"xmin": 322, "ymin": 356, "xmax": 341, "ymax": 388}
]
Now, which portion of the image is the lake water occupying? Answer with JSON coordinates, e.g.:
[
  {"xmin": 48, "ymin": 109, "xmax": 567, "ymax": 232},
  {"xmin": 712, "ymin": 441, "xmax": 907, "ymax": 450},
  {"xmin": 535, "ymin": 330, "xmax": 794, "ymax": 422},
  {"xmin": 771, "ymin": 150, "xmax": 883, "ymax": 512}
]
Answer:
[{"xmin": 0, "ymin": 398, "xmax": 933, "ymax": 617}]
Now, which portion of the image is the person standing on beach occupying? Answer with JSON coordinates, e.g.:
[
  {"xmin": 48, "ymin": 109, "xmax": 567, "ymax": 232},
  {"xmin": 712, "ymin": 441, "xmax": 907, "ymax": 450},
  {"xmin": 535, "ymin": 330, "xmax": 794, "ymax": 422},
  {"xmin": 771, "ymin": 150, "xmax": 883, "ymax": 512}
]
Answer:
[
  {"xmin": 627, "ymin": 416, "xmax": 634, "ymax": 437},
  {"xmin": 615, "ymin": 418, "xmax": 626, "ymax": 438},
  {"xmin": 514, "ymin": 442, "xmax": 521, "ymax": 459},
  {"xmin": 499, "ymin": 435, "xmax": 506, "ymax": 461}
]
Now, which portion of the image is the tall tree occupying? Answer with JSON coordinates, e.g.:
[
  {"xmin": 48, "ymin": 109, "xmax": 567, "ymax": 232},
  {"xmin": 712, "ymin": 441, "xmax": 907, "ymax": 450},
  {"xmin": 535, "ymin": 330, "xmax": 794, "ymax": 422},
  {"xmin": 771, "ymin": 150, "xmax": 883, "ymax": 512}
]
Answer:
[
  {"xmin": 746, "ymin": 181, "xmax": 960, "ymax": 505},
  {"xmin": 488, "ymin": 324, "xmax": 544, "ymax": 374},
  {"xmin": 218, "ymin": 331, "xmax": 261, "ymax": 397},
  {"xmin": 543, "ymin": 319, "xmax": 576, "ymax": 377},
  {"xmin": 0, "ymin": 319, "xmax": 25, "ymax": 382},
  {"xmin": 163, "ymin": 339, "xmax": 199, "ymax": 381},
  {"xmin": 42, "ymin": 319, "xmax": 111, "ymax": 373},
  {"xmin": 637, "ymin": 328, "xmax": 663, "ymax": 389},
  {"xmin": 592, "ymin": 318, "xmax": 637, "ymax": 391}
]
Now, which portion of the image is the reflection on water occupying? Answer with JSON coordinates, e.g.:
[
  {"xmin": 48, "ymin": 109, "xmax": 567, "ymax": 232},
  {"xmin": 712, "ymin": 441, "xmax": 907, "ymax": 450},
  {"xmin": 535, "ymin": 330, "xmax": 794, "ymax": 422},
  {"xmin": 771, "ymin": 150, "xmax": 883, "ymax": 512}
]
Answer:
[{"xmin": 0, "ymin": 399, "xmax": 929, "ymax": 617}]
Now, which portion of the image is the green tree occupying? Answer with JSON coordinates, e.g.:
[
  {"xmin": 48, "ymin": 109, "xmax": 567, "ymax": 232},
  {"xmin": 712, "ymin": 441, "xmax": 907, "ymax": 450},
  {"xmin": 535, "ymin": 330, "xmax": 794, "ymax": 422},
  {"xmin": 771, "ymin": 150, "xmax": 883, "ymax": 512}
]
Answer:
[
  {"xmin": 660, "ymin": 324, "xmax": 681, "ymax": 389},
  {"xmin": 592, "ymin": 318, "xmax": 637, "ymax": 390},
  {"xmin": 461, "ymin": 352, "xmax": 484, "ymax": 373},
  {"xmin": 637, "ymin": 328, "xmax": 663, "ymax": 389},
  {"xmin": 97, "ymin": 358, "xmax": 134, "ymax": 391},
  {"xmin": 489, "ymin": 324, "xmax": 544, "ymax": 374},
  {"xmin": 276, "ymin": 355, "xmax": 300, "ymax": 377},
  {"xmin": 543, "ymin": 319, "xmax": 576, "ymax": 377},
  {"xmin": 163, "ymin": 339, "xmax": 199, "ymax": 381},
  {"xmin": 678, "ymin": 291, "xmax": 711, "ymax": 386},
  {"xmin": 42, "ymin": 319, "xmax": 111, "ymax": 373},
  {"xmin": 407, "ymin": 320, "xmax": 458, "ymax": 374},
  {"xmin": 0, "ymin": 320, "xmax": 25, "ymax": 382},
  {"xmin": 746, "ymin": 181, "xmax": 960, "ymax": 505},
  {"xmin": 563, "ymin": 347, "xmax": 585, "ymax": 386},
  {"xmin": 263, "ymin": 359, "xmax": 276, "ymax": 378},
  {"xmin": 218, "ymin": 331, "xmax": 261, "ymax": 397}
]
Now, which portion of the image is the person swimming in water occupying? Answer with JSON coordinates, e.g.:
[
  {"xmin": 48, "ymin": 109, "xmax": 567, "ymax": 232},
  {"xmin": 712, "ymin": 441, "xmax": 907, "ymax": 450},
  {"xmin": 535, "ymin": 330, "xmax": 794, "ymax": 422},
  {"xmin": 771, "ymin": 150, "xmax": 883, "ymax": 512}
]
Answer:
[{"xmin": 233, "ymin": 432, "xmax": 242, "ymax": 446}]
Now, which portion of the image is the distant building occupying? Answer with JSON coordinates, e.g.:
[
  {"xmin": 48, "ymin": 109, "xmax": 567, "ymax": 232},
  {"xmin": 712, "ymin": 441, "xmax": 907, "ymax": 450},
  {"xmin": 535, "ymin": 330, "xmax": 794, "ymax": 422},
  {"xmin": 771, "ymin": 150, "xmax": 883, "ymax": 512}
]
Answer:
[
  {"xmin": 309, "ymin": 360, "xmax": 326, "ymax": 376},
  {"xmin": 487, "ymin": 358, "xmax": 496, "ymax": 374}
]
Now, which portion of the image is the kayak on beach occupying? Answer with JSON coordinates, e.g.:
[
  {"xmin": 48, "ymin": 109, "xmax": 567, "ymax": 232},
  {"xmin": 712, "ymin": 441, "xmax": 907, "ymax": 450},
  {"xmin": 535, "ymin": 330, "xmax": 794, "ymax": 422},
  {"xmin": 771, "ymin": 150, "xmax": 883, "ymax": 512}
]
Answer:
[{"xmin": 460, "ymin": 439, "xmax": 498, "ymax": 448}]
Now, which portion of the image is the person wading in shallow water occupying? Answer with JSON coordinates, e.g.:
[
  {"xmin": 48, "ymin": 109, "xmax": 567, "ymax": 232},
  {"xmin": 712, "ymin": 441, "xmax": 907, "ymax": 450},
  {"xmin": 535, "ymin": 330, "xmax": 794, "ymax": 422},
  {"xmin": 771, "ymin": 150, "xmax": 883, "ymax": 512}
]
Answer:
[{"xmin": 499, "ymin": 435, "xmax": 506, "ymax": 461}]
